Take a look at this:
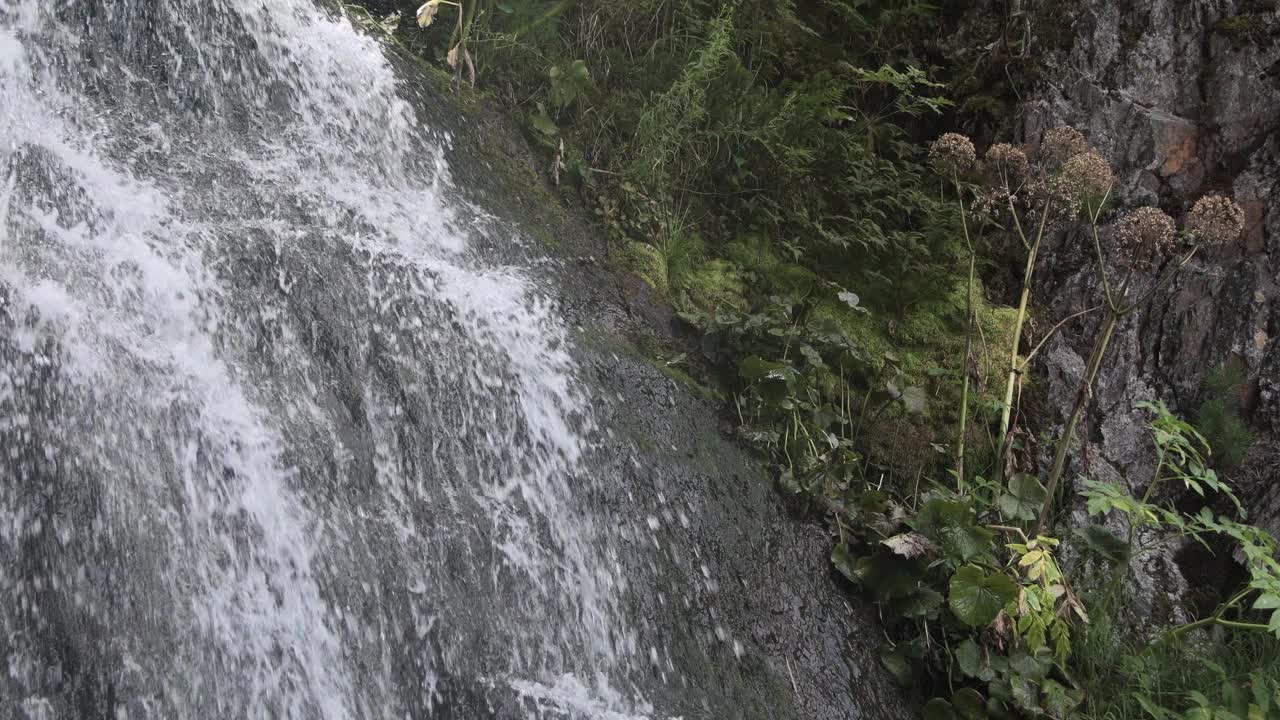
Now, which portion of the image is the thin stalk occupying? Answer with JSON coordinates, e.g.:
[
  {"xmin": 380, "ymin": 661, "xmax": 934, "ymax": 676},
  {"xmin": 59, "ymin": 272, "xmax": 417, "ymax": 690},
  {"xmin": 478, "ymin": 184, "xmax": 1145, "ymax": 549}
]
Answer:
[
  {"xmin": 954, "ymin": 178, "xmax": 975, "ymax": 493},
  {"xmin": 957, "ymin": 250, "xmax": 975, "ymax": 492},
  {"xmin": 1034, "ymin": 307, "xmax": 1119, "ymax": 536},
  {"xmin": 996, "ymin": 199, "xmax": 1052, "ymax": 479},
  {"xmin": 1125, "ymin": 443, "xmax": 1168, "ymax": 548}
]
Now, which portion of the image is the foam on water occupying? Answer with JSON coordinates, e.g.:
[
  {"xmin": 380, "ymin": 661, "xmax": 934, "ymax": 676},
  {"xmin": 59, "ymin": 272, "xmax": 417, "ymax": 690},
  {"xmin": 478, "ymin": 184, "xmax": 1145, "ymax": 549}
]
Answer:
[{"xmin": 0, "ymin": 0, "xmax": 644, "ymax": 717}]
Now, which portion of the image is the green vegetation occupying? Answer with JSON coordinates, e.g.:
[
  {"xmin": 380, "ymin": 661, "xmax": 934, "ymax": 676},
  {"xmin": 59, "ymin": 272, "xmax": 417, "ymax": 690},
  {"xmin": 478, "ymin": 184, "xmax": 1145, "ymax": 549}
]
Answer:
[
  {"xmin": 1197, "ymin": 365, "xmax": 1253, "ymax": 469},
  {"xmin": 345, "ymin": 1, "xmax": 1276, "ymax": 717}
]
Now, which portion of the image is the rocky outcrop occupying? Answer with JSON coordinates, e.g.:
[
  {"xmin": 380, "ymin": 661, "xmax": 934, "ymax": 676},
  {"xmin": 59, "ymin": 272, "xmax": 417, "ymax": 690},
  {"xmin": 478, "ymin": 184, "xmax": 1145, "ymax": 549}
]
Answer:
[{"xmin": 1020, "ymin": 0, "xmax": 1280, "ymax": 612}]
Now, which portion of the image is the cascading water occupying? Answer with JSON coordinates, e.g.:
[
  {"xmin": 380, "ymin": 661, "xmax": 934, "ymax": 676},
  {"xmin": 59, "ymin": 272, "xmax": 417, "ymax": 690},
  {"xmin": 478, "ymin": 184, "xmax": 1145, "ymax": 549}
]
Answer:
[
  {"xmin": 0, "ymin": 1, "xmax": 659, "ymax": 717},
  {"xmin": 0, "ymin": 2, "xmax": 908, "ymax": 719}
]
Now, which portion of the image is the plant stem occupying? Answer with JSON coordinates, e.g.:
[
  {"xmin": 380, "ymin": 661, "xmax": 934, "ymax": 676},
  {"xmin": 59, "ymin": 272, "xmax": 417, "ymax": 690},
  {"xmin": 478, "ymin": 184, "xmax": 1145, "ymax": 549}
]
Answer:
[
  {"xmin": 1034, "ymin": 307, "xmax": 1119, "ymax": 536},
  {"xmin": 955, "ymin": 178, "xmax": 975, "ymax": 493},
  {"xmin": 996, "ymin": 201, "xmax": 1050, "ymax": 480},
  {"xmin": 957, "ymin": 251, "xmax": 976, "ymax": 492}
]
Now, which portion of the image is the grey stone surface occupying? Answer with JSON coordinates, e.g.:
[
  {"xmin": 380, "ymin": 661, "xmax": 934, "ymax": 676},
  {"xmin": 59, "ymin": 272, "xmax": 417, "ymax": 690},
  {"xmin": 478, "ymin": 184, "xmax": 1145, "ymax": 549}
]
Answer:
[{"xmin": 1020, "ymin": 0, "xmax": 1280, "ymax": 612}]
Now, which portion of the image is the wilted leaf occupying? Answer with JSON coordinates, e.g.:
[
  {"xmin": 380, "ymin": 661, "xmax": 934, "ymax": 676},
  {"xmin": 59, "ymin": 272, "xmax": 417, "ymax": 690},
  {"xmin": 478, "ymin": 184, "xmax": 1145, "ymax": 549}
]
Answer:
[
  {"xmin": 416, "ymin": 0, "xmax": 446, "ymax": 28},
  {"xmin": 949, "ymin": 565, "xmax": 1017, "ymax": 626},
  {"xmin": 901, "ymin": 385, "xmax": 927, "ymax": 414},
  {"xmin": 837, "ymin": 290, "xmax": 866, "ymax": 311},
  {"xmin": 882, "ymin": 532, "xmax": 937, "ymax": 559}
]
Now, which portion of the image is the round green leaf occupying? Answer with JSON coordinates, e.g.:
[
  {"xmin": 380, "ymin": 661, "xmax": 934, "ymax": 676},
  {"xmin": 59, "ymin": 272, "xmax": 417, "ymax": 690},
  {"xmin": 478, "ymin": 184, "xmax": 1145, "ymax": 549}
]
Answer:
[
  {"xmin": 922, "ymin": 698, "xmax": 959, "ymax": 720},
  {"xmin": 948, "ymin": 565, "xmax": 1017, "ymax": 626},
  {"xmin": 952, "ymin": 688, "xmax": 987, "ymax": 720}
]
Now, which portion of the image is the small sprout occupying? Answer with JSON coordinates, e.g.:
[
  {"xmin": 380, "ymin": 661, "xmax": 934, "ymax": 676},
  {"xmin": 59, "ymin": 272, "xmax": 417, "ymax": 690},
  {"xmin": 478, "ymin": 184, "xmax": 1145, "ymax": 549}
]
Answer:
[
  {"xmin": 983, "ymin": 143, "xmax": 1030, "ymax": 186},
  {"xmin": 1041, "ymin": 127, "xmax": 1088, "ymax": 164},
  {"xmin": 1054, "ymin": 151, "xmax": 1113, "ymax": 212},
  {"xmin": 929, "ymin": 133, "xmax": 976, "ymax": 176},
  {"xmin": 1114, "ymin": 206, "xmax": 1176, "ymax": 268},
  {"xmin": 1187, "ymin": 195, "xmax": 1246, "ymax": 245}
]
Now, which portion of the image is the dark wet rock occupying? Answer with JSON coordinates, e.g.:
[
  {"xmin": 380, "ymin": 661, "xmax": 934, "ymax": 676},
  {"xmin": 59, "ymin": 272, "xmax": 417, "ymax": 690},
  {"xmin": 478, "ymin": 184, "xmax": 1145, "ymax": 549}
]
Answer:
[{"xmin": 396, "ymin": 53, "xmax": 912, "ymax": 720}]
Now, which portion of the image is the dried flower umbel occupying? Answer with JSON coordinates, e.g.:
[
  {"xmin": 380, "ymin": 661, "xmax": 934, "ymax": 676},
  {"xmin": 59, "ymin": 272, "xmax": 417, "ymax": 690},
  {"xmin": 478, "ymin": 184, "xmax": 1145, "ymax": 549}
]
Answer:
[
  {"xmin": 1037, "ymin": 195, "xmax": 1232, "ymax": 536},
  {"xmin": 1055, "ymin": 151, "xmax": 1113, "ymax": 211},
  {"xmin": 929, "ymin": 133, "xmax": 976, "ymax": 177},
  {"xmin": 1041, "ymin": 127, "xmax": 1088, "ymax": 165},
  {"xmin": 983, "ymin": 143, "xmax": 1029, "ymax": 186},
  {"xmin": 1187, "ymin": 195, "xmax": 1246, "ymax": 245},
  {"xmin": 1114, "ymin": 207, "xmax": 1177, "ymax": 269}
]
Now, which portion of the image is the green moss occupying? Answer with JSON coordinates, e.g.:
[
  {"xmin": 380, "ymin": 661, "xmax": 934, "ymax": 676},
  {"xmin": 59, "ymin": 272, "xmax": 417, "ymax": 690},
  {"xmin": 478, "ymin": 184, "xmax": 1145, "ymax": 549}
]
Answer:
[
  {"xmin": 809, "ymin": 276, "xmax": 1019, "ymax": 426},
  {"xmin": 619, "ymin": 241, "xmax": 669, "ymax": 293},
  {"xmin": 678, "ymin": 259, "xmax": 748, "ymax": 313}
]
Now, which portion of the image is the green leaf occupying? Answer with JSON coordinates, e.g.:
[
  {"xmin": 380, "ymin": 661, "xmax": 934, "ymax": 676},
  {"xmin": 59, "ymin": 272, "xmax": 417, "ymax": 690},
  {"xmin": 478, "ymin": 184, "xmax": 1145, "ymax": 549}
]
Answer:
[
  {"xmin": 846, "ymin": 550, "xmax": 924, "ymax": 600},
  {"xmin": 886, "ymin": 587, "xmax": 943, "ymax": 619},
  {"xmin": 1133, "ymin": 693, "xmax": 1172, "ymax": 719},
  {"xmin": 922, "ymin": 698, "xmax": 959, "ymax": 720},
  {"xmin": 879, "ymin": 642, "xmax": 917, "ymax": 685},
  {"xmin": 998, "ymin": 473, "xmax": 1047, "ymax": 522},
  {"xmin": 529, "ymin": 108, "xmax": 558, "ymax": 137},
  {"xmin": 1041, "ymin": 679, "xmax": 1083, "ymax": 717},
  {"xmin": 831, "ymin": 544, "xmax": 856, "ymax": 582},
  {"xmin": 1008, "ymin": 651, "xmax": 1051, "ymax": 681},
  {"xmin": 952, "ymin": 688, "xmax": 987, "ymax": 720},
  {"xmin": 738, "ymin": 356, "xmax": 794, "ymax": 383},
  {"xmin": 955, "ymin": 639, "xmax": 994, "ymax": 681},
  {"xmin": 1254, "ymin": 593, "xmax": 1280, "ymax": 610},
  {"xmin": 1009, "ymin": 676, "xmax": 1041, "ymax": 713},
  {"xmin": 949, "ymin": 565, "xmax": 1017, "ymax": 626},
  {"xmin": 914, "ymin": 498, "xmax": 995, "ymax": 564},
  {"xmin": 1074, "ymin": 524, "xmax": 1132, "ymax": 564}
]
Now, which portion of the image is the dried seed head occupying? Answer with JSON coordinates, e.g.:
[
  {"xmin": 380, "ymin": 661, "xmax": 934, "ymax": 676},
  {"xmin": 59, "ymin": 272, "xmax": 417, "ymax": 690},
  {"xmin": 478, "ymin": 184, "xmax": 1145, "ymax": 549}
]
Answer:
[
  {"xmin": 1055, "ymin": 151, "xmax": 1113, "ymax": 210},
  {"xmin": 982, "ymin": 143, "xmax": 1029, "ymax": 186},
  {"xmin": 1114, "ymin": 206, "xmax": 1177, "ymax": 268},
  {"xmin": 929, "ymin": 133, "xmax": 976, "ymax": 176},
  {"xmin": 1187, "ymin": 195, "xmax": 1245, "ymax": 245},
  {"xmin": 1041, "ymin": 127, "xmax": 1088, "ymax": 164},
  {"xmin": 1027, "ymin": 177, "xmax": 1080, "ymax": 230}
]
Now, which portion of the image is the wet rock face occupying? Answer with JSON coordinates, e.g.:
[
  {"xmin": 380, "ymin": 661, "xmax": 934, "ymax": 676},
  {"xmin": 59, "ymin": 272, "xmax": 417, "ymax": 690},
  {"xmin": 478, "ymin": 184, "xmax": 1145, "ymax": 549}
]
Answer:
[{"xmin": 1022, "ymin": 0, "xmax": 1280, "ymax": 604}]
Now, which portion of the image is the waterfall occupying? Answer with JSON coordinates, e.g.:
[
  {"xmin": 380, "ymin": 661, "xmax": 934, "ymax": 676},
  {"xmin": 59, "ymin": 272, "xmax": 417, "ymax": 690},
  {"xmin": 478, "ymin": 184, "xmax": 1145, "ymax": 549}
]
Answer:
[{"xmin": 0, "ymin": 1, "xmax": 662, "ymax": 717}]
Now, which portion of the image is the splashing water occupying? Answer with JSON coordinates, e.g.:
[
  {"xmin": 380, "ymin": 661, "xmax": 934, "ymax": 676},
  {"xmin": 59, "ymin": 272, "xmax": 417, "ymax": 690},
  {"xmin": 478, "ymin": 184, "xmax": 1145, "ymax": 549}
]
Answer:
[{"xmin": 0, "ymin": 1, "xmax": 661, "ymax": 717}]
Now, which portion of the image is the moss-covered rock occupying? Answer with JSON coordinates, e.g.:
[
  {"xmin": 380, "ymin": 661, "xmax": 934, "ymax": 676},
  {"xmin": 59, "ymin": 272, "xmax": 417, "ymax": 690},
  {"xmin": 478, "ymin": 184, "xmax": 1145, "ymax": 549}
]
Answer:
[{"xmin": 618, "ymin": 240, "xmax": 668, "ymax": 293}]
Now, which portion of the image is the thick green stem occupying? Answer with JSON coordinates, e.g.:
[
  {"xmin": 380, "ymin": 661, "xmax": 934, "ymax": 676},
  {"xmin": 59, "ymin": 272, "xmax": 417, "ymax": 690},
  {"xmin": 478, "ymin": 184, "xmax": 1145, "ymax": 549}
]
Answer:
[{"xmin": 1034, "ymin": 308, "xmax": 1119, "ymax": 536}]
